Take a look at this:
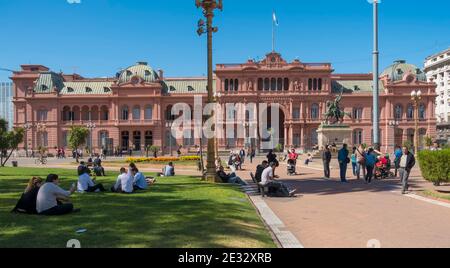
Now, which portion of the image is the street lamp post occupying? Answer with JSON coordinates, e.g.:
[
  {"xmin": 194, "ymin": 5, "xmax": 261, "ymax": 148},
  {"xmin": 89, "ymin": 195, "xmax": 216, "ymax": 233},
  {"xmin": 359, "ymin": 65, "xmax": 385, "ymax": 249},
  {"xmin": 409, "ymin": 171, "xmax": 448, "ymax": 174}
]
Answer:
[
  {"xmin": 411, "ymin": 90, "xmax": 422, "ymax": 154},
  {"xmin": 370, "ymin": 0, "xmax": 381, "ymax": 149},
  {"xmin": 23, "ymin": 123, "xmax": 32, "ymax": 157},
  {"xmin": 166, "ymin": 121, "xmax": 173, "ymax": 156},
  {"xmin": 86, "ymin": 121, "xmax": 96, "ymax": 156},
  {"xmin": 196, "ymin": 0, "xmax": 223, "ymax": 182}
]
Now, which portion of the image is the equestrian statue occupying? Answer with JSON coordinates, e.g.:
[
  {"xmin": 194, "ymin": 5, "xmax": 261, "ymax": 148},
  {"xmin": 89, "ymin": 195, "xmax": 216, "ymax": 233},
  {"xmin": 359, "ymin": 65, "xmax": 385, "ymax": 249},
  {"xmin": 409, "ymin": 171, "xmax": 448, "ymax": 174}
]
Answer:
[{"xmin": 323, "ymin": 90, "xmax": 351, "ymax": 125}]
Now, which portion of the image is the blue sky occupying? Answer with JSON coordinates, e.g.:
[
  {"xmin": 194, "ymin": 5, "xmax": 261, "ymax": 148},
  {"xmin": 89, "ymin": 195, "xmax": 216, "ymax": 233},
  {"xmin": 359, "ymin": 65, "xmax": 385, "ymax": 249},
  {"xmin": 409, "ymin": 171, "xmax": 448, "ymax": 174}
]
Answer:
[{"xmin": 0, "ymin": 0, "xmax": 449, "ymax": 81}]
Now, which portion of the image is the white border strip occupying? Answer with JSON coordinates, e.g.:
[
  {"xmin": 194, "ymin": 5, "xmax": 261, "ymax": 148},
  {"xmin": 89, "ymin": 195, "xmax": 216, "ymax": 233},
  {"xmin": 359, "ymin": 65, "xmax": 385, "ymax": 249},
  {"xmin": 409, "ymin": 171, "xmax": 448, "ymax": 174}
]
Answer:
[
  {"xmin": 404, "ymin": 193, "xmax": 450, "ymax": 209},
  {"xmin": 248, "ymin": 194, "xmax": 304, "ymax": 248}
]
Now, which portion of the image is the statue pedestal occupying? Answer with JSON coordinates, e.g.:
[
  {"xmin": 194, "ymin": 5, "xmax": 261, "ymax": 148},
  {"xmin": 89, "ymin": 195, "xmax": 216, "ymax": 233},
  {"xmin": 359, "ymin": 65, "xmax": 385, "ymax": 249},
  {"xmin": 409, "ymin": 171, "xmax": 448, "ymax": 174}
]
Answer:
[{"xmin": 317, "ymin": 124, "xmax": 352, "ymax": 149}]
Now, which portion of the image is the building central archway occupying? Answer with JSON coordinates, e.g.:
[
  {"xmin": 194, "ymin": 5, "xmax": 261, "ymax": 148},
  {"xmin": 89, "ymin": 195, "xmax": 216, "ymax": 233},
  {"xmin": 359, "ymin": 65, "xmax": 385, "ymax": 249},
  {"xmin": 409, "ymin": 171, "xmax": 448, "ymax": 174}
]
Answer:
[{"xmin": 261, "ymin": 105, "xmax": 286, "ymax": 151}]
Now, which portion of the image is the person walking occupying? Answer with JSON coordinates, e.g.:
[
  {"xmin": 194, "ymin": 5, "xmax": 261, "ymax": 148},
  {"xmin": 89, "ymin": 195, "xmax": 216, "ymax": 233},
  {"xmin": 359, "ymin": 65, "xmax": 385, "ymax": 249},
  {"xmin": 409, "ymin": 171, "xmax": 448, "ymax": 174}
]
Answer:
[
  {"xmin": 338, "ymin": 144, "xmax": 350, "ymax": 183},
  {"xmin": 398, "ymin": 146, "xmax": 416, "ymax": 194},
  {"xmin": 393, "ymin": 146, "xmax": 403, "ymax": 177},
  {"xmin": 365, "ymin": 148, "xmax": 377, "ymax": 184},
  {"xmin": 249, "ymin": 147, "xmax": 256, "ymax": 164},
  {"xmin": 322, "ymin": 146, "xmax": 332, "ymax": 179},
  {"xmin": 239, "ymin": 148, "xmax": 246, "ymax": 165},
  {"xmin": 351, "ymin": 147, "xmax": 358, "ymax": 177},
  {"xmin": 355, "ymin": 144, "xmax": 366, "ymax": 180}
]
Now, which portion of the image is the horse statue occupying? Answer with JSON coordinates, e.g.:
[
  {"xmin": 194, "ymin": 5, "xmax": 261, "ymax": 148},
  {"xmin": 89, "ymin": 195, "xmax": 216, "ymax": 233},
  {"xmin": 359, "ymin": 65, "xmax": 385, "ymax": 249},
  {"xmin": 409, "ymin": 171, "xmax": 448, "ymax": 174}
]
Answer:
[{"xmin": 323, "ymin": 90, "xmax": 351, "ymax": 125}]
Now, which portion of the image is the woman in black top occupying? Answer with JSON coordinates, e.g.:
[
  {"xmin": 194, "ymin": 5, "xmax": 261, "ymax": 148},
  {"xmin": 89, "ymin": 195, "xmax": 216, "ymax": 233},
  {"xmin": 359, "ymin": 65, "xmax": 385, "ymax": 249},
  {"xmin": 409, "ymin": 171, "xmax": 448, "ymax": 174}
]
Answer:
[{"xmin": 12, "ymin": 177, "xmax": 43, "ymax": 214}]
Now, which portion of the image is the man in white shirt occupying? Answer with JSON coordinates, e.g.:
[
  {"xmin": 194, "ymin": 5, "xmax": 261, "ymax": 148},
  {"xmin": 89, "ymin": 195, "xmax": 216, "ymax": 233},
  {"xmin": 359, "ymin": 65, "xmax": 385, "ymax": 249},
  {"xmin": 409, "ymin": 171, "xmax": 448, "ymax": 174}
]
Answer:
[
  {"xmin": 37, "ymin": 174, "xmax": 78, "ymax": 216},
  {"xmin": 77, "ymin": 166, "xmax": 106, "ymax": 193},
  {"xmin": 261, "ymin": 162, "xmax": 296, "ymax": 197},
  {"xmin": 111, "ymin": 167, "xmax": 134, "ymax": 194}
]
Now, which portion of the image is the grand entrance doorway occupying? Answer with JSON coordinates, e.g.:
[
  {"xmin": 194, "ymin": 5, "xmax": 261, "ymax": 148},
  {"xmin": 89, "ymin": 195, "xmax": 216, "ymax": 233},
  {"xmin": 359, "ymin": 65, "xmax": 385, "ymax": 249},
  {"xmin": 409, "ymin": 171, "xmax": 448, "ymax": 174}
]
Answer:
[{"xmin": 260, "ymin": 105, "xmax": 285, "ymax": 151}]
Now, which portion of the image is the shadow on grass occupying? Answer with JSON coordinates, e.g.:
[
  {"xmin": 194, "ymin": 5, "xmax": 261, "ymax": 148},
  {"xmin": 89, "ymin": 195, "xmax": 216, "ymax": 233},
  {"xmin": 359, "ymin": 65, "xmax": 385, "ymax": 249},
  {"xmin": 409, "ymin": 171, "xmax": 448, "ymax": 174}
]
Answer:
[{"xmin": 0, "ymin": 167, "xmax": 275, "ymax": 248}]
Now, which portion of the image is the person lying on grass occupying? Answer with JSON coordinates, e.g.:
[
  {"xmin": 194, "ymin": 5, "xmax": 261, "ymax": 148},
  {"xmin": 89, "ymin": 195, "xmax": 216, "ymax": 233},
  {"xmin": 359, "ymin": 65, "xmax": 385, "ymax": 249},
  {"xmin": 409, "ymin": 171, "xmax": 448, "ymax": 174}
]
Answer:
[
  {"xmin": 37, "ymin": 174, "xmax": 79, "ymax": 216},
  {"xmin": 131, "ymin": 167, "xmax": 156, "ymax": 191},
  {"xmin": 111, "ymin": 167, "xmax": 134, "ymax": 194},
  {"xmin": 77, "ymin": 166, "xmax": 106, "ymax": 193},
  {"xmin": 11, "ymin": 177, "xmax": 43, "ymax": 214}
]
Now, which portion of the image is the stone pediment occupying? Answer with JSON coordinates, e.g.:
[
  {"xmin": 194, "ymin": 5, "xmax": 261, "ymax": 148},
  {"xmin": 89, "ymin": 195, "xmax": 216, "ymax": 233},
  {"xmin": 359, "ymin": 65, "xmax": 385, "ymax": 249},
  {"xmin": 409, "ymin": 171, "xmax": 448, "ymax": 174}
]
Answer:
[{"xmin": 259, "ymin": 52, "xmax": 288, "ymax": 68}]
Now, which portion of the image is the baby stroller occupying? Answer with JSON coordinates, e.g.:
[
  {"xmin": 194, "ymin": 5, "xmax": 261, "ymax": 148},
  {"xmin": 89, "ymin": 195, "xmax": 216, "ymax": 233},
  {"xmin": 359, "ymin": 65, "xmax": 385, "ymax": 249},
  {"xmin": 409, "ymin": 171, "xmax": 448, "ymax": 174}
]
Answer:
[
  {"xmin": 287, "ymin": 159, "xmax": 296, "ymax": 176},
  {"xmin": 375, "ymin": 158, "xmax": 395, "ymax": 180}
]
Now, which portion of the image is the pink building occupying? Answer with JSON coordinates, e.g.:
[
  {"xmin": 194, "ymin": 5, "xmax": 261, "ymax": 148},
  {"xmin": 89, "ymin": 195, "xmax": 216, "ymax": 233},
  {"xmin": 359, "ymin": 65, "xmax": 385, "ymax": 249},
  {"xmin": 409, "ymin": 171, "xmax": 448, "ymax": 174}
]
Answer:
[{"xmin": 12, "ymin": 52, "xmax": 437, "ymax": 155}]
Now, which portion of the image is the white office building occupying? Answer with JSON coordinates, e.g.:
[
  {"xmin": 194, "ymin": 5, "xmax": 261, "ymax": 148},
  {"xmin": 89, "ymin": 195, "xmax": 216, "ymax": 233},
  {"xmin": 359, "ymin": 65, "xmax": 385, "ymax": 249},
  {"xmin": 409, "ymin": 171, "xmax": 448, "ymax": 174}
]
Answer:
[
  {"xmin": 424, "ymin": 47, "xmax": 450, "ymax": 123},
  {"xmin": 0, "ymin": 82, "xmax": 13, "ymax": 129}
]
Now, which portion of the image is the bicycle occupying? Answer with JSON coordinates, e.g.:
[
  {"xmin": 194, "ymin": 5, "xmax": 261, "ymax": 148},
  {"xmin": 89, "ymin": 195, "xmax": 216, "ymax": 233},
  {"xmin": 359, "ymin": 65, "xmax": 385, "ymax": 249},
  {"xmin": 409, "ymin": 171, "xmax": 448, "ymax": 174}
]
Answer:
[{"xmin": 35, "ymin": 157, "xmax": 48, "ymax": 165}]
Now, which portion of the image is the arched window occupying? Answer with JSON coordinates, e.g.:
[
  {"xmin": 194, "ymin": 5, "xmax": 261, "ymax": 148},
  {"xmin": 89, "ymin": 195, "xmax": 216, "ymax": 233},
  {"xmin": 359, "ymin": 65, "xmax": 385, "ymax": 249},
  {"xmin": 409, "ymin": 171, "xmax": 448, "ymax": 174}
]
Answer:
[
  {"xmin": 271, "ymin": 78, "xmax": 277, "ymax": 91},
  {"xmin": 72, "ymin": 106, "xmax": 80, "ymax": 121},
  {"xmin": 62, "ymin": 106, "xmax": 71, "ymax": 121},
  {"xmin": 101, "ymin": 106, "xmax": 109, "ymax": 121},
  {"xmin": 230, "ymin": 79, "xmax": 234, "ymax": 92},
  {"xmin": 81, "ymin": 106, "xmax": 90, "ymax": 121},
  {"xmin": 277, "ymin": 78, "xmax": 283, "ymax": 91},
  {"xmin": 313, "ymin": 78, "xmax": 318, "ymax": 91},
  {"xmin": 133, "ymin": 131, "xmax": 141, "ymax": 151},
  {"xmin": 308, "ymin": 79, "xmax": 313, "ymax": 90},
  {"xmin": 224, "ymin": 79, "xmax": 229, "ymax": 91},
  {"xmin": 407, "ymin": 104, "xmax": 414, "ymax": 120},
  {"xmin": 121, "ymin": 105, "xmax": 129, "ymax": 120},
  {"xmin": 353, "ymin": 129, "xmax": 363, "ymax": 145},
  {"xmin": 419, "ymin": 104, "xmax": 426, "ymax": 119},
  {"xmin": 166, "ymin": 105, "xmax": 175, "ymax": 121},
  {"xmin": 264, "ymin": 78, "xmax": 270, "ymax": 91},
  {"xmin": 145, "ymin": 131, "xmax": 153, "ymax": 147},
  {"xmin": 318, "ymin": 78, "xmax": 323, "ymax": 91},
  {"xmin": 311, "ymin": 104, "xmax": 320, "ymax": 120},
  {"xmin": 98, "ymin": 131, "xmax": 109, "ymax": 148},
  {"xmin": 284, "ymin": 78, "xmax": 289, "ymax": 91},
  {"xmin": 258, "ymin": 78, "xmax": 263, "ymax": 91},
  {"xmin": 145, "ymin": 105, "xmax": 153, "ymax": 120},
  {"xmin": 353, "ymin": 108, "xmax": 363, "ymax": 120},
  {"xmin": 394, "ymin": 105, "xmax": 403, "ymax": 120},
  {"xmin": 234, "ymin": 79, "xmax": 239, "ymax": 91},
  {"xmin": 38, "ymin": 131, "xmax": 48, "ymax": 147},
  {"xmin": 37, "ymin": 109, "xmax": 48, "ymax": 122}
]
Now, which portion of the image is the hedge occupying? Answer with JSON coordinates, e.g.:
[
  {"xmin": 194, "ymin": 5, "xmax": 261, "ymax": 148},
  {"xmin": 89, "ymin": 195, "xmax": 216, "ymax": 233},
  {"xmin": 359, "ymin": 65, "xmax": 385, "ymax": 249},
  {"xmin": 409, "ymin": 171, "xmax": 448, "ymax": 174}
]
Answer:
[{"xmin": 418, "ymin": 149, "xmax": 450, "ymax": 185}]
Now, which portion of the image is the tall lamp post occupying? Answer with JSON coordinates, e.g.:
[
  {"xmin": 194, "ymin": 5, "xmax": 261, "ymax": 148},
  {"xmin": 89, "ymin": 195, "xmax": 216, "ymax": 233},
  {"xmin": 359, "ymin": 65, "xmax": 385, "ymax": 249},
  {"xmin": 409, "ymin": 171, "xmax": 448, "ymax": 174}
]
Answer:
[
  {"xmin": 370, "ymin": 0, "xmax": 381, "ymax": 149},
  {"xmin": 86, "ymin": 121, "xmax": 96, "ymax": 156},
  {"xmin": 165, "ymin": 121, "xmax": 173, "ymax": 156},
  {"xmin": 23, "ymin": 123, "xmax": 32, "ymax": 157},
  {"xmin": 196, "ymin": 0, "xmax": 223, "ymax": 182},
  {"xmin": 411, "ymin": 90, "xmax": 422, "ymax": 154}
]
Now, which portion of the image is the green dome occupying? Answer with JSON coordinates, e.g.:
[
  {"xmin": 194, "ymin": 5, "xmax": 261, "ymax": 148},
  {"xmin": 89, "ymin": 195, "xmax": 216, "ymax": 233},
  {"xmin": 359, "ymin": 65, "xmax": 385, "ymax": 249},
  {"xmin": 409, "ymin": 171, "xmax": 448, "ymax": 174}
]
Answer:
[
  {"xmin": 118, "ymin": 62, "xmax": 159, "ymax": 84},
  {"xmin": 381, "ymin": 60, "xmax": 427, "ymax": 82}
]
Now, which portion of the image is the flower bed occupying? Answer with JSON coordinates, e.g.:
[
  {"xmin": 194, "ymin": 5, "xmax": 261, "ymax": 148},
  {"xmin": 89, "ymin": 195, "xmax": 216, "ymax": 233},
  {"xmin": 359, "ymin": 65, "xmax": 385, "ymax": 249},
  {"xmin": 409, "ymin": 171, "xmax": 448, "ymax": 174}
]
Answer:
[{"xmin": 126, "ymin": 156, "xmax": 200, "ymax": 163}]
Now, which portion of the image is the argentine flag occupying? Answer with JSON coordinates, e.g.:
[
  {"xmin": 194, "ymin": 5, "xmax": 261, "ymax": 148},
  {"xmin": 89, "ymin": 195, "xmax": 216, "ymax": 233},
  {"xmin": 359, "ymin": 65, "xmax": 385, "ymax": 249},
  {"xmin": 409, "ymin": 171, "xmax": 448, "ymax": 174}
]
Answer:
[{"xmin": 273, "ymin": 11, "xmax": 279, "ymax": 26}]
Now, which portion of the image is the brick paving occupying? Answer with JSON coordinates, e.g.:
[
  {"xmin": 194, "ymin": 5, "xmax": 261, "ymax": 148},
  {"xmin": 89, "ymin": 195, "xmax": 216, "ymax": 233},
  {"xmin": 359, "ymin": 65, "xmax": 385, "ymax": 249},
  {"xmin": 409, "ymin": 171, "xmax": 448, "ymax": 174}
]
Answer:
[{"xmin": 236, "ymin": 156, "xmax": 450, "ymax": 248}]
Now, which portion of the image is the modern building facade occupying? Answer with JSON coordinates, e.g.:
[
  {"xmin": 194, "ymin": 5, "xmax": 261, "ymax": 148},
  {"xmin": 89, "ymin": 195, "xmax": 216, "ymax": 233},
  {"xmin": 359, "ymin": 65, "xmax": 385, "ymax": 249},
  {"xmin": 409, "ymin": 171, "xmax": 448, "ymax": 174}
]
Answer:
[
  {"xmin": 0, "ymin": 82, "xmax": 13, "ymax": 129},
  {"xmin": 12, "ymin": 52, "xmax": 437, "ymax": 155},
  {"xmin": 425, "ymin": 47, "xmax": 450, "ymax": 123}
]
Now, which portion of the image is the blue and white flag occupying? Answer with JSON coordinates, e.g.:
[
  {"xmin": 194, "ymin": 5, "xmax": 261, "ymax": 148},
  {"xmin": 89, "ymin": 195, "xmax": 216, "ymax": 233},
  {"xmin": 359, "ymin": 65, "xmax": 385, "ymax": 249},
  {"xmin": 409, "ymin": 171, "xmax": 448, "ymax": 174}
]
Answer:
[{"xmin": 273, "ymin": 11, "xmax": 279, "ymax": 26}]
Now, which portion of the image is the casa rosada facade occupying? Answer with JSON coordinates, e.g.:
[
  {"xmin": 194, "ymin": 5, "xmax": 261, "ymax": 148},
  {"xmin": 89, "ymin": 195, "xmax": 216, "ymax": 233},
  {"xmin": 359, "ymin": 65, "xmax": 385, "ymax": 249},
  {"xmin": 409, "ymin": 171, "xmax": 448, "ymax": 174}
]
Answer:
[{"xmin": 12, "ymin": 52, "xmax": 437, "ymax": 155}]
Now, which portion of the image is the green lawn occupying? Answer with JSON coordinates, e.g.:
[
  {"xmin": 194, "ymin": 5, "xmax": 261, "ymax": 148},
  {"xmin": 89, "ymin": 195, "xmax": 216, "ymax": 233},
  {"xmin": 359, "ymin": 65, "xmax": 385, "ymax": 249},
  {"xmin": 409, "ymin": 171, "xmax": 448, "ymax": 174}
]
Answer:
[
  {"xmin": 420, "ymin": 190, "xmax": 450, "ymax": 202},
  {"xmin": 0, "ymin": 167, "xmax": 275, "ymax": 248}
]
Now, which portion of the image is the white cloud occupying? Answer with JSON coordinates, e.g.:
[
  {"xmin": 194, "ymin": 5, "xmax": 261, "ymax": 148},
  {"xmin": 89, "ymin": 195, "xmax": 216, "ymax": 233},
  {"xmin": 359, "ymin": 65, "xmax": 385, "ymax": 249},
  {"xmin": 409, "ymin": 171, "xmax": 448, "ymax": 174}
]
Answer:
[{"xmin": 67, "ymin": 0, "xmax": 81, "ymax": 4}]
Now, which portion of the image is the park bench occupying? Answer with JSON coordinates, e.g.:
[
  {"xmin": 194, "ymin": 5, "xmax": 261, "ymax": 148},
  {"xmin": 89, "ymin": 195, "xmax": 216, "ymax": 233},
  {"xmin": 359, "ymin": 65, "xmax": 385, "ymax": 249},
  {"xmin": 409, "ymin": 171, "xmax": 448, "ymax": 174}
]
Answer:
[{"xmin": 250, "ymin": 172, "xmax": 269, "ymax": 197}]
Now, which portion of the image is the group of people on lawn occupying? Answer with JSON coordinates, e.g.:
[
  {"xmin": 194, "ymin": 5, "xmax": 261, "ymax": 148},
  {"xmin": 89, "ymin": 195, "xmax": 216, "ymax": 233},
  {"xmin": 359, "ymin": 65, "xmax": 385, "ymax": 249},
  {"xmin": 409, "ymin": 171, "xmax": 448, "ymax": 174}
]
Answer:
[{"xmin": 11, "ymin": 162, "xmax": 176, "ymax": 216}]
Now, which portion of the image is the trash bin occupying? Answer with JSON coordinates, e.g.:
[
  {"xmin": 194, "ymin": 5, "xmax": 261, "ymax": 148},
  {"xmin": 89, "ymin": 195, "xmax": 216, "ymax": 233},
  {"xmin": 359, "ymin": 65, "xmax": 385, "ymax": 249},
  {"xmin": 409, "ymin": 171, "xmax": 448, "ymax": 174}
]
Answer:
[{"xmin": 12, "ymin": 161, "xmax": 18, "ymax": 167}]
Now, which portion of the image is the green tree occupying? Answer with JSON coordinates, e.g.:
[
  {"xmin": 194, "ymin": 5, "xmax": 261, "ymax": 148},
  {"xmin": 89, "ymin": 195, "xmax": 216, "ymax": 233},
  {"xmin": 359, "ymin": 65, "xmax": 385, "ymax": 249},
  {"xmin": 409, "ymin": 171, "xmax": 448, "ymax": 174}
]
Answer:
[
  {"xmin": 423, "ymin": 136, "xmax": 433, "ymax": 149},
  {"xmin": 149, "ymin": 145, "xmax": 160, "ymax": 158},
  {"xmin": 68, "ymin": 126, "xmax": 89, "ymax": 163},
  {"xmin": 0, "ymin": 119, "xmax": 24, "ymax": 167}
]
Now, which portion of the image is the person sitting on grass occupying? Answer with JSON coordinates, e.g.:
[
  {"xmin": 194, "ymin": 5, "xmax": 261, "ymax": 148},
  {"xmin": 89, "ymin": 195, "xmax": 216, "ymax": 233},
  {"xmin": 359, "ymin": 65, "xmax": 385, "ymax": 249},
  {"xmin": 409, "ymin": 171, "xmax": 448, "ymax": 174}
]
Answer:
[
  {"xmin": 111, "ymin": 167, "xmax": 134, "ymax": 194},
  {"xmin": 131, "ymin": 167, "xmax": 156, "ymax": 191},
  {"xmin": 162, "ymin": 162, "xmax": 175, "ymax": 177},
  {"xmin": 77, "ymin": 166, "xmax": 106, "ymax": 193},
  {"xmin": 36, "ymin": 174, "xmax": 79, "ymax": 216},
  {"xmin": 216, "ymin": 166, "xmax": 246, "ymax": 185},
  {"xmin": 12, "ymin": 177, "xmax": 43, "ymax": 214},
  {"xmin": 261, "ymin": 162, "xmax": 297, "ymax": 197}
]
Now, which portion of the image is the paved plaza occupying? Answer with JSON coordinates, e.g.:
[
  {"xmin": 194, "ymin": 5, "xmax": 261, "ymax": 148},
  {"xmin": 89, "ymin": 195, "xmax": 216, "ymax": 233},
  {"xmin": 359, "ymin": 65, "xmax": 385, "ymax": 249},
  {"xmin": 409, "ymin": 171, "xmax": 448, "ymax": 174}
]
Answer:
[{"xmin": 235, "ymin": 156, "xmax": 450, "ymax": 248}]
